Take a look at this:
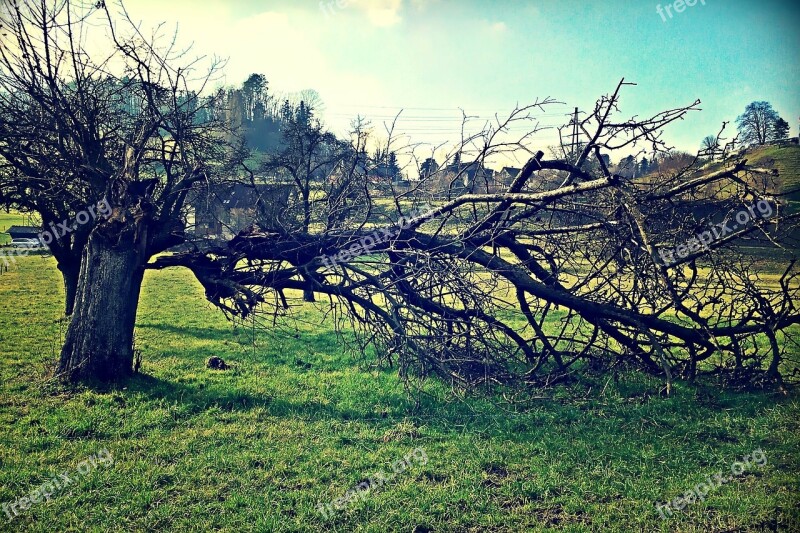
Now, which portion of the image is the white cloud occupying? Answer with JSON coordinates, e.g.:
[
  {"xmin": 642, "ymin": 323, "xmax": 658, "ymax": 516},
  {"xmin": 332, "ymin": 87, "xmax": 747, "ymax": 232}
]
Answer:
[
  {"xmin": 489, "ymin": 21, "xmax": 507, "ymax": 33},
  {"xmin": 349, "ymin": 0, "xmax": 403, "ymax": 27}
]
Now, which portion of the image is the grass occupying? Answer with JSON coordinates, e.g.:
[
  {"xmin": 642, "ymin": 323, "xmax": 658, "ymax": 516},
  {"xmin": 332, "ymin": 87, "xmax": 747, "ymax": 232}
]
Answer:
[
  {"xmin": 0, "ymin": 212, "xmax": 31, "ymax": 246},
  {"xmin": 746, "ymin": 143, "xmax": 800, "ymax": 200},
  {"xmin": 0, "ymin": 255, "xmax": 798, "ymax": 531}
]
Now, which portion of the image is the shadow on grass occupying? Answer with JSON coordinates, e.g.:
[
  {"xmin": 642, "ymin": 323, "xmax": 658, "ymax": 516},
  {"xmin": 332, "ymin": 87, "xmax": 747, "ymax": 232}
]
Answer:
[
  {"xmin": 113, "ymin": 368, "xmax": 796, "ymax": 448},
  {"xmin": 123, "ymin": 372, "xmax": 370, "ymax": 423},
  {"xmin": 137, "ymin": 321, "xmax": 355, "ymax": 368},
  {"xmin": 137, "ymin": 322, "xmax": 241, "ymax": 342}
]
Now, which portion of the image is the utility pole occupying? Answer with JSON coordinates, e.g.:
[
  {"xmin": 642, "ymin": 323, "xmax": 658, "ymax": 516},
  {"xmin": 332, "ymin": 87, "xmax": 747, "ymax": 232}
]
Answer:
[{"xmin": 566, "ymin": 107, "xmax": 580, "ymax": 161}]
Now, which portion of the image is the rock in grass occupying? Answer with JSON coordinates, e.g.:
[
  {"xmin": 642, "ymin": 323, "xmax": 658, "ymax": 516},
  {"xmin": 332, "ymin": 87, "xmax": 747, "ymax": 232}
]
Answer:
[{"xmin": 206, "ymin": 356, "xmax": 229, "ymax": 370}]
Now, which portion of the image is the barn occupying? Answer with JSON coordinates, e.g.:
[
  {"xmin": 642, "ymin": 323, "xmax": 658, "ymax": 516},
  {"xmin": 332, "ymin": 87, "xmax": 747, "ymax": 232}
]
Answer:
[{"xmin": 3, "ymin": 225, "xmax": 41, "ymax": 240}]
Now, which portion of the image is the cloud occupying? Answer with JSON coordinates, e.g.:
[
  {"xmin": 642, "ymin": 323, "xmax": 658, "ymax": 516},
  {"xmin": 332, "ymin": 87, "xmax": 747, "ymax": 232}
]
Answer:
[
  {"xmin": 489, "ymin": 21, "xmax": 507, "ymax": 33},
  {"xmin": 349, "ymin": 0, "xmax": 403, "ymax": 27}
]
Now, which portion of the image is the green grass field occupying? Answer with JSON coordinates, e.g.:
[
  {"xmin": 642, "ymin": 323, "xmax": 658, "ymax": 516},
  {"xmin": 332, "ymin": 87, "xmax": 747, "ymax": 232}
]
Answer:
[
  {"xmin": 0, "ymin": 255, "xmax": 798, "ymax": 532},
  {"xmin": 0, "ymin": 212, "xmax": 30, "ymax": 246},
  {"xmin": 747, "ymin": 143, "xmax": 800, "ymax": 200}
]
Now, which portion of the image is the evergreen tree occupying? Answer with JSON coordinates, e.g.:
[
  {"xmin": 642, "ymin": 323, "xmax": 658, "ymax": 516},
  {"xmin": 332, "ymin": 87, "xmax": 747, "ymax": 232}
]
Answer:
[
  {"xmin": 296, "ymin": 101, "xmax": 312, "ymax": 128},
  {"xmin": 420, "ymin": 157, "xmax": 439, "ymax": 178},
  {"xmin": 452, "ymin": 151, "xmax": 462, "ymax": 169},
  {"xmin": 280, "ymin": 99, "xmax": 293, "ymax": 124},
  {"xmin": 639, "ymin": 157, "xmax": 649, "ymax": 175},
  {"xmin": 773, "ymin": 117, "xmax": 790, "ymax": 140},
  {"xmin": 388, "ymin": 151, "xmax": 400, "ymax": 181}
]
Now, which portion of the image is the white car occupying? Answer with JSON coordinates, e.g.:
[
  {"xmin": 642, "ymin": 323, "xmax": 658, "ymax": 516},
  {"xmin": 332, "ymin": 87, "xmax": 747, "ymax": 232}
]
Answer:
[{"xmin": 10, "ymin": 238, "xmax": 44, "ymax": 249}]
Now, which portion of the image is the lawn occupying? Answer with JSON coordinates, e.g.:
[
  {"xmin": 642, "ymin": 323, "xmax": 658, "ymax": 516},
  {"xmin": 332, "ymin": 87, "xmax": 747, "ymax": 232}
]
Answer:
[
  {"xmin": 747, "ymin": 143, "xmax": 800, "ymax": 201},
  {"xmin": 0, "ymin": 212, "xmax": 31, "ymax": 246},
  {"xmin": 0, "ymin": 255, "xmax": 798, "ymax": 532}
]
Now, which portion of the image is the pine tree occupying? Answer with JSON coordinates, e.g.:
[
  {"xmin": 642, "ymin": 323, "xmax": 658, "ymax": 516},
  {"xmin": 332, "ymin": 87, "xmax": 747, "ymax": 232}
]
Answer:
[
  {"xmin": 773, "ymin": 117, "xmax": 790, "ymax": 140},
  {"xmin": 639, "ymin": 157, "xmax": 649, "ymax": 175},
  {"xmin": 388, "ymin": 151, "xmax": 400, "ymax": 181}
]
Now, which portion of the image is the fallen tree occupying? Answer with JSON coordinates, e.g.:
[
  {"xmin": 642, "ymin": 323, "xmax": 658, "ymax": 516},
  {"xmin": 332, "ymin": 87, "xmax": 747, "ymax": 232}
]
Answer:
[{"xmin": 152, "ymin": 80, "xmax": 800, "ymax": 391}]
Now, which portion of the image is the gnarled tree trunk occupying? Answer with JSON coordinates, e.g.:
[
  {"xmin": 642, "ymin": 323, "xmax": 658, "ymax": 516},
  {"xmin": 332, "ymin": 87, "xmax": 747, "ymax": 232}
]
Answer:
[{"xmin": 57, "ymin": 212, "xmax": 148, "ymax": 382}]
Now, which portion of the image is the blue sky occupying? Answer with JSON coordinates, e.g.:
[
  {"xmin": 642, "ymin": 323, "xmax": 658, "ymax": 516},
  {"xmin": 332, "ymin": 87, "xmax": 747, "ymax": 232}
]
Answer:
[{"xmin": 121, "ymin": 0, "xmax": 799, "ymax": 164}]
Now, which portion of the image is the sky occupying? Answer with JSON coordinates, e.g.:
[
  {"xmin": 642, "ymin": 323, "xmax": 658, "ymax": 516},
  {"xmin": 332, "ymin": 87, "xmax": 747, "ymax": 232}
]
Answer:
[{"xmin": 106, "ymin": 0, "xmax": 799, "ymax": 167}]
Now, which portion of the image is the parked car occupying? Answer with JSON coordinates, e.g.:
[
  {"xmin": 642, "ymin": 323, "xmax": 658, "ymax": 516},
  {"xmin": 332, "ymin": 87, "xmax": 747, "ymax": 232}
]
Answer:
[{"xmin": 10, "ymin": 238, "xmax": 44, "ymax": 249}]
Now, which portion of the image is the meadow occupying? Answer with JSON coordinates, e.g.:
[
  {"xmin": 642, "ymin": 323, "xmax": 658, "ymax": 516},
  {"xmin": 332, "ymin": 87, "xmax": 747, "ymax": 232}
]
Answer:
[{"xmin": 0, "ymin": 252, "xmax": 798, "ymax": 532}]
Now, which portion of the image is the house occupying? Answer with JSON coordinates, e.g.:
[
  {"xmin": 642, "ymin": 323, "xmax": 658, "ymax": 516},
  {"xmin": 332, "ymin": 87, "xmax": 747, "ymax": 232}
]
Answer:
[
  {"xmin": 492, "ymin": 167, "xmax": 522, "ymax": 192},
  {"xmin": 368, "ymin": 162, "xmax": 399, "ymax": 182},
  {"xmin": 499, "ymin": 167, "xmax": 521, "ymax": 182},
  {"xmin": 3, "ymin": 225, "xmax": 41, "ymax": 240},
  {"xmin": 444, "ymin": 160, "xmax": 496, "ymax": 193},
  {"xmin": 190, "ymin": 183, "xmax": 293, "ymax": 240},
  {"xmin": 390, "ymin": 178, "xmax": 414, "ymax": 194}
]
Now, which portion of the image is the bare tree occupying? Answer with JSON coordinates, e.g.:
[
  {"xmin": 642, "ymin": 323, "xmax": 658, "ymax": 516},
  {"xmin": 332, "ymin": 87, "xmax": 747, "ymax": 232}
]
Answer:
[
  {"xmin": 736, "ymin": 101, "xmax": 780, "ymax": 146},
  {"xmin": 154, "ymin": 80, "xmax": 800, "ymax": 391},
  {"xmin": 701, "ymin": 135, "xmax": 718, "ymax": 158},
  {"xmin": 0, "ymin": 0, "xmax": 241, "ymax": 381}
]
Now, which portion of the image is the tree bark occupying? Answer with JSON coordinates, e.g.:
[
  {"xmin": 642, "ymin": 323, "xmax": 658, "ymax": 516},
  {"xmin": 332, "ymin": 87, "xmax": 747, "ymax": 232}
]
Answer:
[
  {"xmin": 57, "ymin": 229, "xmax": 145, "ymax": 382},
  {"xmin": 58, "ymin": 260, "xmax": 80, "ymax": 316}
]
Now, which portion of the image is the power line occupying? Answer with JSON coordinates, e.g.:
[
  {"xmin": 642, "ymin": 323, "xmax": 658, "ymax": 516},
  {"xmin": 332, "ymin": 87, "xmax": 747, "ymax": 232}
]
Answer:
[{"xmin": 327, "ymin": 103, "xmax": 569, "ymax": 114}]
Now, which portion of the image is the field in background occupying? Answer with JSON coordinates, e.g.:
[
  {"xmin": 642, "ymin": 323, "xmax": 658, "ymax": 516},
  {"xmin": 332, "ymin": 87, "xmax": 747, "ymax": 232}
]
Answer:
[
  {"xmin": 747, "ymin": 143, "xmax": 800, "ymax": 202},
  {"xmin": 0, "ymin": 212, "xmax": 29, "ymax": 246},
  {"xmin": 0, "ymin": 255, "xmax": 798, "ymax": 532}
]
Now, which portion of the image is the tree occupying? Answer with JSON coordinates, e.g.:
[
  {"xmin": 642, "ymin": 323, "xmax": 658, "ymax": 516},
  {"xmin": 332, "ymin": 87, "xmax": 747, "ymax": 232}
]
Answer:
[
  {"xmin": 225, "ymin": 88, "xmax": 245, "ymax": 136},
  {"xmin": 261, "ymin": 97, "xmax": 355, "ymax": 302},
  {"xmin": 617, "ymin": 155, "xmax": 636, "ymax": 178},
  {"xmin": 653, "ymin": 151, "xmax": 696, "ymax": 173},
  {"xmin": 0, "ymin": 1, "xmax": 240, "ymax": 381},
  {"xmin": 773, "ymin": 117, "xmax": 790, "ymax": 140},
  {"xmin": 280, "ymin": 99, "xmax": 293, "ymax": 124},
  {"xmin": 387, "ymin": 151, "xmax": 401, "ymax": 181},
  {"xmin": 241, "ymin": 73, "xmax": 268, "ymax": 122},
  {"xmin": 638, "ymin": 157, "xmax": 649, "ymax": 175},
  {"xmin": 233, "ymin": 74, "xmax": 284, "ymax": 151},
  {"xmin": 420, "ymin": 157, "xmax": 439, "ymax": 178},
  {"xmin": 156, "ymin": 81, "xmax": 800, "ymax": 389},
  {"xmin": 296, "ymin": 101, "xmax": 311, "ymax": 128},
  {"xmin": 3, "ymin": 6, "xmax": 797, "ymax": 389},
  {"xmin": 701, "ymin": 135, "xmax": 718, "ymax": 158},
  {"xmin": 736, "ymin": 101, "xmax": 779, "ymax": 145}
]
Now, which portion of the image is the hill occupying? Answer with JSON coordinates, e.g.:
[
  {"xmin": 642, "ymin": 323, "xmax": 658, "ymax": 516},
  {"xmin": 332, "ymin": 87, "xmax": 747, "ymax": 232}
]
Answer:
[{"xmin": 745, "ymin": 143, "xmax": 800, "ymax": 205}]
